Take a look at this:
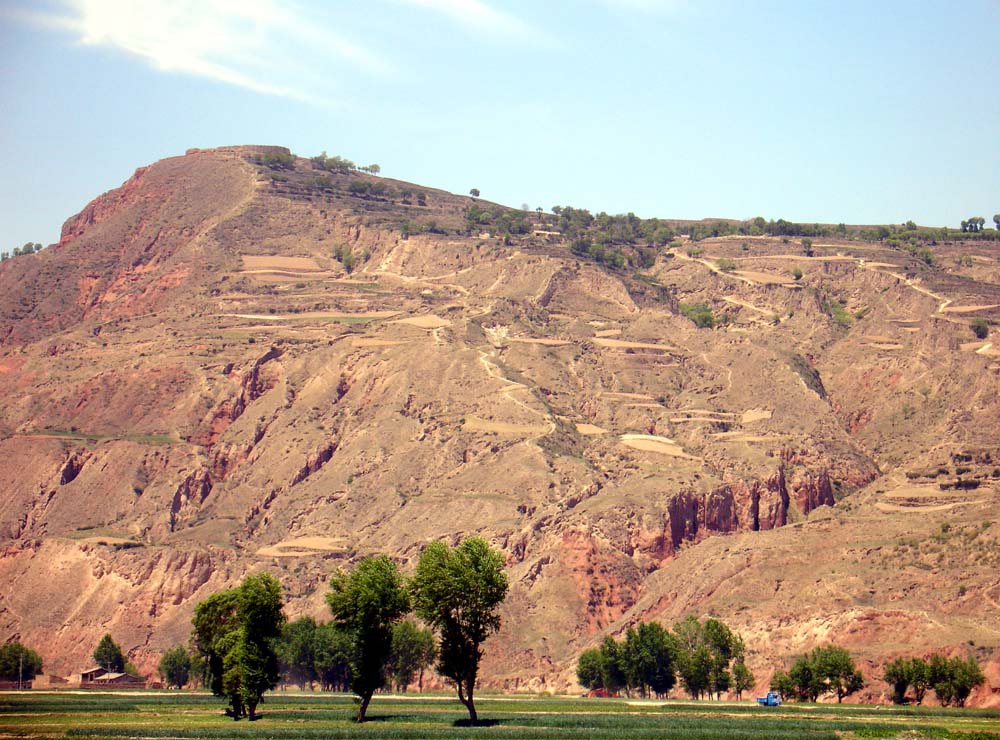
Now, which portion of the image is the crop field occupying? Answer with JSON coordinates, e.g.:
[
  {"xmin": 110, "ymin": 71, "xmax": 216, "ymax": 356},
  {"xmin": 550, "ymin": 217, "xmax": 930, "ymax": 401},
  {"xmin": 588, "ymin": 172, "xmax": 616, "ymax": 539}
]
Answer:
[{"xmin": 2, "ymin": 692, "xmax": 999, "ymax": 740}]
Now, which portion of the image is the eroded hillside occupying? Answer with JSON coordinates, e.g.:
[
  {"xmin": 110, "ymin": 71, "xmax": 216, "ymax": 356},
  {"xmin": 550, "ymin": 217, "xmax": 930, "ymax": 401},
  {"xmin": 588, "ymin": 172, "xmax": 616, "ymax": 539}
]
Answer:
[{"xmin": 1, "ymin": 146, "xmax": 998, "ymax": 703}]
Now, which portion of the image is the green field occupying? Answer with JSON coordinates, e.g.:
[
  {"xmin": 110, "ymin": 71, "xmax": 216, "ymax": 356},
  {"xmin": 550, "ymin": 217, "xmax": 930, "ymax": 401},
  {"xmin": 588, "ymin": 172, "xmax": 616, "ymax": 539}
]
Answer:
[{"xmin": 2, "ymin": 692, "xmax": 999, "ymax": 740}]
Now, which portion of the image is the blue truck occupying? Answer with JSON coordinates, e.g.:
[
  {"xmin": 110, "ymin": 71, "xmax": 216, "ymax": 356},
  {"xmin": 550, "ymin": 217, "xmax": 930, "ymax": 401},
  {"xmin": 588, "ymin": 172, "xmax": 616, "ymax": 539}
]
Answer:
[{"xmin": 756, "ymin": 691, "xmax": 782, "ymax": 706}]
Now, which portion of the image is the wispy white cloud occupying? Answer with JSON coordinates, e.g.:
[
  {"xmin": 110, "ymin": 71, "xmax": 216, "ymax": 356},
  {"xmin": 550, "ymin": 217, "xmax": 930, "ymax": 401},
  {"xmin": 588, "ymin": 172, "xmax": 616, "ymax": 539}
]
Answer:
[
  {"xmin": 592, "ymin": 0, "xmax": 686, "ymax": 13},
  {"xmin": 396, "ymin": 0, "xmax": 547, "ymax": 42},
  {"xmin": 9, "ymin": 0, "xmax": 393, "ymax": 105}
]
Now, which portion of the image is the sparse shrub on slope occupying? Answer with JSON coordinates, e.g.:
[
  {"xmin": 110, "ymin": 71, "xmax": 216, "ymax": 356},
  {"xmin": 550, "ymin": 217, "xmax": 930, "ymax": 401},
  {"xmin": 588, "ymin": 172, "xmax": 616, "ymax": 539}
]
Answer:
[
  {"xmin": 680, "ymin": 302, "xmax": 715, "ymax": 328},
  {"xmin": 971, "ymin": 318, "xmax": 989, "ymax": 339}
]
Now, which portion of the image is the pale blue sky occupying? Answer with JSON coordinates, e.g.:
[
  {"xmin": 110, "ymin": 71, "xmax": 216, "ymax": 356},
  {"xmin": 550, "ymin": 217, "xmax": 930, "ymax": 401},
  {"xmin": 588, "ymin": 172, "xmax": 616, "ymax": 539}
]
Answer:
[{"xmin": 2, "ymin": 0, "xmax": 998, "ymax": 249}]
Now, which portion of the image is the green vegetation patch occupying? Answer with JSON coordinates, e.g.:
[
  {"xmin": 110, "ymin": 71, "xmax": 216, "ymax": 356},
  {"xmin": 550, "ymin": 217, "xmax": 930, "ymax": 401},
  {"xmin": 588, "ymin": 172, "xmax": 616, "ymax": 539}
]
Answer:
[
  {"xmin": 679, "ymin": 302, "xmax": 715, "ymax": 329},
  {"xmin": 4, "ymin": 693, "xmax": 997, "ymax": 740},
  {"xmin": 26, "ymin": 429, "xmax": 177, "ymax": 444}
]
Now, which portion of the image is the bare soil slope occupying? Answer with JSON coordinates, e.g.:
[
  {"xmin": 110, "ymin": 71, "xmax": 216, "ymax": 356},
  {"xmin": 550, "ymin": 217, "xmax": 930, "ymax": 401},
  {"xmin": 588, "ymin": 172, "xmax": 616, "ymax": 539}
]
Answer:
[{"xmin": 1, "ymin": 146, "xmax": 998, "ymax": 703}]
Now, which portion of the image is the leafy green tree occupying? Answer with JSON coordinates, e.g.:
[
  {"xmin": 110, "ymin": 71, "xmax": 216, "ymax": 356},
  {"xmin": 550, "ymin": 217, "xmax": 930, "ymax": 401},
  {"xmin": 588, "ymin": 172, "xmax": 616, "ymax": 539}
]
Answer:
[
  {"xmin": 770, "ymin": 669, "xmax": 796, "ymax": 700},
  {"xmin": 815, "ymin": 645, "xmax": 864, "ymax": 703},
  {"xmin": 0, "ymin": 642, "xmax": 43, "ymax": 683},
  {"xmin": 994, "ymin": 214, "xmax": 1000, "ymax": 231},
  {"xmin": 788, "ymin": 645, "xmax": 863, "ymax": 703},
  {"xmin": 907, "ymin": 657, "xmax": 931, "ymax": 704},
  {"xmin": 192, "ymin": 572, "xmax": 285, "ymax": 720},
  {"xmin": 671, "ymin": 616, "xmax": 745, "ymax": 700},
  {"xmin": 791, "ymin": 267, "xmax": 803, "ymax": 280},
  {"xmin": 883, "ymin": 657, "xmax": 909, "ymax": 704},
  {"xmin": 789, "ymin": 653, "xmax": 821, "ymax": 701},
  {"xmin": 469, "ymin": 188, "xmax": 480, "ymax": 198},
  {"xmin": 678, "ymin": 644, "xmax": 713, "ymax": 699},
  {"xmin": 576, "ymin": 647, "xmax": 604, "ymax": 691},
  {"xmin": 801, "ymin": 237, "xmax": 814, "ymax": 257},
  {"xmin": 930, "ymin": 654, "xmax": 985, "ymax": 707},
  {"xmin": 312, "ymin": 622, "xmax": 352, "ymax": 692},
  {"xmin": 158, "ymin": 646, "xmax": 191, "ymax": 689},
  {"xmin": 327, "ymin": 556, "xmax": 410, "ymax": 722},
  {"xmin": 411, "ymin": 538, "xmax": 509, "ymax": 725},
  {"xmin": 620, "ymin": 622, "xmax": 675, "ymax": 698},
  {"xmin": 277, "ymin": 616, "xmax": 318, "ymax": 689},
  {"xmin": 733, "ymin": 661, "xmax": 755, "ymax": 700},
  {"xmin": 598, "ymin": 635, "xmax": 626, "ymax": 695},
  {"xmin": 93, "ymin": 634, "xmax": 125, "ymax": 673},
  {"xmin": 389, "ymin": 620, "xmax": 437, "ymax": 692}
]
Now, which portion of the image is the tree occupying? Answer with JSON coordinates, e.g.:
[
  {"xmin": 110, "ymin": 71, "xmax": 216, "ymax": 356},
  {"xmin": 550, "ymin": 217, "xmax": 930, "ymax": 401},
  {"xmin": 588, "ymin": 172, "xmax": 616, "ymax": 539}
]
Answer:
[
  {"xmin": 192, "ymin": 572, "xmax": 285, "ymax": 720},
  {"xmin": 815, "ymin": 645, "xmax": 864, "ymax": 703},
  {"xmin": 389, "ymin": 620, "xmax": 437, "ymax": 692},
  {"xmin": 930, "ymin": 654, "xmax": 985, "ymax": 707},
  {"xmin": 469, "ymin": 188, "xmax": 480, "ymax": 198},
  {"xmin": 791, "ymin": 266, "xmax": 803, "ymax": 280},
  {"xmin": 733, "ymin": 661, "xmax": 755, "ymax": 700},
  {"xmin": 788, "ymin": 645, "xmax": 863, "ymax": 703},
  {"xmin": 619, "ymin": 622, "xmax": 675, "ymax": 698},
  {"xmin": 93, "ymin": 634, "xmax": 125, "ymax": 673},
  {"xmin": 994, "ymin": 214, "xmax": 1000, "ymax": 231},
  {"xmin": 158, "ymin": 646, "xmax": 192, "ymax": 689},
  {"xmin": 908, "ymin": 657, "xmax": 931, "ymax": 705},
  {"xmin": 277, "ymin": 616, "xmax": 318, "ymax": 689},
  {"xmin": 327, "ymin": 555, "xmax": 410, "ymax": 722},
  {"xmin": 576, "ymin": 648, "xmax": 604, "ymax": 691},
  {"xmin": 312, "ymin": 622, "xmax": 352, "ymax": 692},
  {"xmin": 0, "ymin": 642, "xmax": 43, "ymax": 684},
  {"xmin": 802, "ymin": 237, "xmax": 814, "ymax": 257},
  {"xmin": 883, "ymin": 657, "xmax": 909, "ymax": 704},
  {"xmin": 788, "ymin": 654, "xmax": 821, "ymax": 701},
  {"xmin": 411, "ymin": 538, "xmax": 508, "ymax": 725},
  {"xmin": 770, "ymin": 669, "xmax": 795, "ymax": 700}
]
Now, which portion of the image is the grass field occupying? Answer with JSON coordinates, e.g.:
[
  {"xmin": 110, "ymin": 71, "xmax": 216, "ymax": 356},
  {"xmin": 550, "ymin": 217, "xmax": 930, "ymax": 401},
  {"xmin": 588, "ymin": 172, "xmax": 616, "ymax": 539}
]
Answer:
[{"xmin": 2, "ymin": 692, "xmax": 999, "ymax": 740}]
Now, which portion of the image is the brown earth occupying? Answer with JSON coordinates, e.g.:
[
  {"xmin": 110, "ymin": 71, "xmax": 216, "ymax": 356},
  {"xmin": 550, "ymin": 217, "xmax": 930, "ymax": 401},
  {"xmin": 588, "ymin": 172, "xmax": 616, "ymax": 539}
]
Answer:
[{"xmin": 1, "ymin": 146, "xmax": 998, "ymax": 705}]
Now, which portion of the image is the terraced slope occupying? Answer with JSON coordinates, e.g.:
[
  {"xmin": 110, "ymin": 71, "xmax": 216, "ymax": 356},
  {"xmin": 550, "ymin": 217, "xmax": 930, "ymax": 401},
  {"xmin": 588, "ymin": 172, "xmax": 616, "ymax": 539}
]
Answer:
[{"xmin": 1, "ymin": 146, "xmax": 997, "ymax": 703}]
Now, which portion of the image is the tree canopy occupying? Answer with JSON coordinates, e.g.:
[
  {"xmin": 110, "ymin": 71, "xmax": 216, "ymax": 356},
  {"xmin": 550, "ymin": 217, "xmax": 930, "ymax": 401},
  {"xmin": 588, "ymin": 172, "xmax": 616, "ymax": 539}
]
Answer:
[
  {"xmin": 0, "ymin": 642, "xmax": 43, "ymax": 683},
  {"xmin": 158, "ymin": 646, "xmax": 191, "ymax": 689},
  {"xmin": 411, "ymin": 538, "xmax": 508, "ymax": 725},
  {"xmin": 784, "ymin": 645, "xmax": 864, "ymax": 703},
  {"xmin": 327, "ymin": 555, "xmax": 410, "ymax": 722},
  {"xmin": 192, "ymin": 572, "xmax": 285, "ymax": 720},
  {"xmin": 93, "ymin": 634, "xmax": 125, "ymax": 673}
]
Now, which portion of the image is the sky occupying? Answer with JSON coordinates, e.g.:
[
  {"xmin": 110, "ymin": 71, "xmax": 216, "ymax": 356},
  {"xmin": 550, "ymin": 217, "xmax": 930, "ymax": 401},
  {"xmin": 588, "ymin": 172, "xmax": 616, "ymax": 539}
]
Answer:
[{"xmin": 1, "ymin": 0, "xmax": 998, "ymax": 249}]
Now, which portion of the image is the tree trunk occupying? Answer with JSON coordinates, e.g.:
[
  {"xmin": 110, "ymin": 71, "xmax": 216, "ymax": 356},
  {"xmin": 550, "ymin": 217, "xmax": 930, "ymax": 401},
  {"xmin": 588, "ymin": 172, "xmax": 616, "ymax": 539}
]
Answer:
[
  {"xmin": 357, "ymin": 692, "xmax": 372, "ymax": 722},
  {"xmin": 464, "ymin": 678, "xmax": 478, "ymax": 725}
]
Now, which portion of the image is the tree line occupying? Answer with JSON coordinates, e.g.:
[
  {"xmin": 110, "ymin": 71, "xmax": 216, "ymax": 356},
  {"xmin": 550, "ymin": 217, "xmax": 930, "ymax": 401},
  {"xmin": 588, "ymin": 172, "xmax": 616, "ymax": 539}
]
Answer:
[
  {"xmin": 576, "ymin": 616, "xmax": 755, "ymax": 700},
  {"xmin": 883, "ymin": 654, "xmax": 985, "ymax": 707},
  {"xmin": 183, "ymin": 537, "xmax": 506, "ymax": 723},
  {"xmin": 1, "ymin": 242, "xmax": 43, "ymax": 261}
]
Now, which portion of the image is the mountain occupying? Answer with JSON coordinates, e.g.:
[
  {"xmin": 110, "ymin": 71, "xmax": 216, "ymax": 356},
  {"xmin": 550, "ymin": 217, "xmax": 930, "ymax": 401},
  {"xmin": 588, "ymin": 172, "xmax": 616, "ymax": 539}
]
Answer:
[{"xmin": 1, "ymin": 145, "xmax": 998, "ymax": 703}]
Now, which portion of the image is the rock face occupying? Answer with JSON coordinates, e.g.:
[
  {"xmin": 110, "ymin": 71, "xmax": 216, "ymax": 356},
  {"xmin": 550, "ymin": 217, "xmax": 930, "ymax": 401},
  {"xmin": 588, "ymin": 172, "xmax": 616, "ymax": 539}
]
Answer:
[{"xmin": 1, "ymin": 146, "xmax": 999, "ymax": 704}]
